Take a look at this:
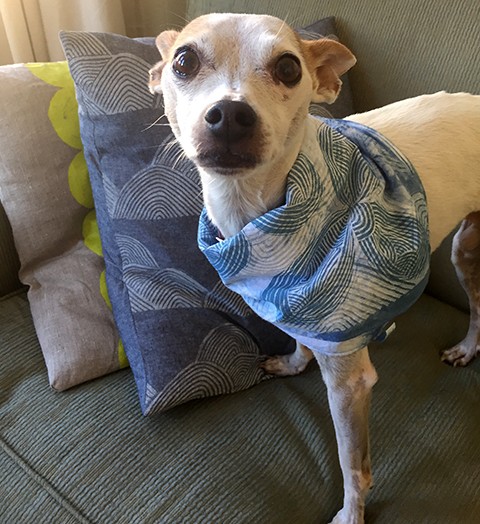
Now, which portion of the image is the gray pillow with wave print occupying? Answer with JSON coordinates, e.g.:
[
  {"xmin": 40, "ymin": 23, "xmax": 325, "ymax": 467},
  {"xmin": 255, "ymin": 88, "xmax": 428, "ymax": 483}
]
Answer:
[
  {"xmin": 60, "ymin": 30, "xmax": 294, "ymax": 414},
  {"xmin": 59, "ymin": 18, "xmax": 353, "ymax": 414}
]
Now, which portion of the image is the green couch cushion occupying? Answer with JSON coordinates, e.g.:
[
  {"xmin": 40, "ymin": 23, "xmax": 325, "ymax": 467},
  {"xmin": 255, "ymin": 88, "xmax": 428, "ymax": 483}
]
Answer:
[{"xmin": 1, "ymin": 290, "xmax": 479, "ymax": 523}]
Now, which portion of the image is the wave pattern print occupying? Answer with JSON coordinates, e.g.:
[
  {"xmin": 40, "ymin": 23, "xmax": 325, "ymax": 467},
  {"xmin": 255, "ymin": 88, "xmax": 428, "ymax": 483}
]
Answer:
[
  {"xmin": 111, "ymin": 134, "xmax": 201, "ymax": 220},
  {"xmin": 115, "ymin": 234, "xmax": 254, "ymax": 316},
  {"xmin": 59, "ymin": 30, "xmax": 278, "ymax": 412},
  {"xmin": 87, "ymin": 55, "xmax": 154, "ymax": 114},
  {"xmin": 199, "ymin": 117, "xmax": 430, "ymax": 353},
  {"xmin": 113, "ymin": 167, "xmax": 200, "ymax": 220},
  {"xmin": 253, "ymin": 155, "xmax": 323, "ymax": 235},
  {"xmin": 202, "ymin": 221, "xmax": 252, "ymax": 281},
  {"xmin": 116, "ymin": 235, "xmax": 157, "ymax": 268},
  {"xmin": 145, "ymin": 324, "xmax": 264, "ymax": 414},
  {"xmin": 204, "ymin": 281, "xmax": 253, "ymax": 318},
  {"xmin": 274, "ymin": 232, "xmax": 356, "ymax": 328},
  {"xmin": 68, "ymin": 57, "xmax": 110, "ymax": 89},
  {"xmin": 126, "ymin": 268, "xmax": 208, "ymax": 313},
  {"xmin": 61, "ymin": 32, "xmax": 156, "ymax": 115},
  {"xmin": 61, "ymin": 32, "xmax": 111, "ymax": 61}
]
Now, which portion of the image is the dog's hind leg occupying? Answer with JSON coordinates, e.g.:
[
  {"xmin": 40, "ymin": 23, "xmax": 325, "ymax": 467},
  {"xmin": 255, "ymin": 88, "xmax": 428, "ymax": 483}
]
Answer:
[
  {"xmin": 260, "ymin": 341, "xmax": 314, "ymax": 376},
  {"xmin": 315, "ymin": 347, "xmax": 377, "ymax": 524},
  {"xmin": 442, "ymin": 212, "xmax": 480, "ymax": 366}
]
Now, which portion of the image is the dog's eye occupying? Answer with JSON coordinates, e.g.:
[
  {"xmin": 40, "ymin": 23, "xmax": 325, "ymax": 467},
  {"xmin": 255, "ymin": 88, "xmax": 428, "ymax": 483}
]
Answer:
[
  {"xmin": 172, "ymin": 47, "xmax": 200, "ymax": 78},
  {"xmin": 274, "ymin": 54, "xmax": 302, "ymax": 86}
]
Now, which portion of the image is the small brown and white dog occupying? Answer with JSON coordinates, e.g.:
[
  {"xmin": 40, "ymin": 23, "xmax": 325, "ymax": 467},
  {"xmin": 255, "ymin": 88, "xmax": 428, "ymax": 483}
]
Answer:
[{"xmin": 148, "ymin": 13, "xmax": 480, "ymax": 524}]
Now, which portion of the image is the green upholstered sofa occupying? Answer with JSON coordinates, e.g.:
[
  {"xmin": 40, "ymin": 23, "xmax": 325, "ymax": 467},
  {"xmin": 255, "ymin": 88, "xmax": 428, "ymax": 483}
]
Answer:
[{"xmin": 1, "ymin": 1, "xmax": 479, "ymax": 522}]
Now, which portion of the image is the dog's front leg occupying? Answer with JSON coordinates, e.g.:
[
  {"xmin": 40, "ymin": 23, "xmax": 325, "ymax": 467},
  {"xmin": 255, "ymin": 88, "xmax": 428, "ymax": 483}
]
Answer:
[{"xmin": 314, "ymin": 347, "xmax": 378, "ymax": 524}]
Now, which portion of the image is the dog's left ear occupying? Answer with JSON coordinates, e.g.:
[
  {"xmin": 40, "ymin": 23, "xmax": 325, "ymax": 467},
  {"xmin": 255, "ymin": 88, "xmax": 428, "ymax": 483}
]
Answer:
[
  {"xmin": 301, "ymin": 39, "xmax": 356, "ymax": 104},
  {"xmin": 148, "ymin": 30, "xmax": 179, "ymax": 94}
]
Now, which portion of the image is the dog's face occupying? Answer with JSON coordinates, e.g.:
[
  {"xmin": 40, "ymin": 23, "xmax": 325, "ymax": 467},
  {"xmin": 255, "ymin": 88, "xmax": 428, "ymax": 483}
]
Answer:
[{"xmin": 149, "ymin": 14, "xmax": 355, "ymax": 178}]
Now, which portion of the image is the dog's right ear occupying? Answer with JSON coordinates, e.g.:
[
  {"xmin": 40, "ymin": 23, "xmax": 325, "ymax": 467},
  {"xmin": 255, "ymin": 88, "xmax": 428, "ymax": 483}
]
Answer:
[{"xmin": 148, "ymin": 30, "xmax": 179, "ymax": 94}]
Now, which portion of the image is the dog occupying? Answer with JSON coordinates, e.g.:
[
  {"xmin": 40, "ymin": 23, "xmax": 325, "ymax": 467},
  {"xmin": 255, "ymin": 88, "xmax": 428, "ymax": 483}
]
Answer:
[{"xmin": 148, "ymin": 13, "xmax": 480, "ymax": 524}]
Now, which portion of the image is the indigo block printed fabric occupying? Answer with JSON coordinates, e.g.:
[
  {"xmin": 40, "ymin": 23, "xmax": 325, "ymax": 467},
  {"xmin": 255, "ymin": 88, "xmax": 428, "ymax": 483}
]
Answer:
[
  {"xmin": 60, "ymin": 30, "xmax": 293, "ymax": 414},
  {"xmin": 199, "ymin": 117, "xmax": 430, "ymax": 355}
]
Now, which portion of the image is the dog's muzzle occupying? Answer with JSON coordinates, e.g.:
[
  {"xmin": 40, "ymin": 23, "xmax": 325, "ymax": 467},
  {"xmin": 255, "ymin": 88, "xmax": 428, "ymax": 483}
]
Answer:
[{"xmin": 196, "ymin": 100, "xmax": 261, "ymax": 173}]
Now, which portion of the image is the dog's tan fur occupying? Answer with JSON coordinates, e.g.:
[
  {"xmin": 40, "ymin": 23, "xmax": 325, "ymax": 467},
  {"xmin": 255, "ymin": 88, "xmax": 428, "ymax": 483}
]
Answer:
[{"xmin": 149, "ymin": 13, "xmax": 480, "ymax": 523}]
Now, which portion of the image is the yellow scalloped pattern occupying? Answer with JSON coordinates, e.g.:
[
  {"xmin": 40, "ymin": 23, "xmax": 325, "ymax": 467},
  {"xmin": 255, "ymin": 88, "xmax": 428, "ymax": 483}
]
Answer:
[{"xmin": 26, "ymin": 61, "xmax": 128, "ymax": 368}]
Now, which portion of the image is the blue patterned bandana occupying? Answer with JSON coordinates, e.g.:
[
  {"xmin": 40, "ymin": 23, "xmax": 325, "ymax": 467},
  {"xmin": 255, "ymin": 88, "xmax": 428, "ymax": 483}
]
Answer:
[{"xmin": 198, "ymin": 117, "xmax": 430, "ymax": 355}]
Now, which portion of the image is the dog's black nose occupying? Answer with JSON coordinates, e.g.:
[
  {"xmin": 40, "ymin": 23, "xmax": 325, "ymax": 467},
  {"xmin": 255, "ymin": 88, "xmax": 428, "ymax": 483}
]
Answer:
[{"xmin": 204, "ymin": 100, "xmax": 257, "ymax": 142}]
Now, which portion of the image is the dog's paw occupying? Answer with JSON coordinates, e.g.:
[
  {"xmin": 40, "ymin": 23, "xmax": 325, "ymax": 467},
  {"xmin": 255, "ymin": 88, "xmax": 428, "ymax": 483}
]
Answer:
[
  {"xmin": 441, "ymin": 343, "xmax": 479, "ymax": 367},
  {"xmin": 259, "ymin": 354, "xmax": 309, "ymax": 377}
]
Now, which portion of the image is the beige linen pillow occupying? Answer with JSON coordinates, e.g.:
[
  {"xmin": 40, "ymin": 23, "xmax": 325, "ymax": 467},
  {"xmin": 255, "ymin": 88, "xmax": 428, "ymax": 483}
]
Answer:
[{"xmin": 0, "ymin": 62, "xmax": 125, "ymax": 390}]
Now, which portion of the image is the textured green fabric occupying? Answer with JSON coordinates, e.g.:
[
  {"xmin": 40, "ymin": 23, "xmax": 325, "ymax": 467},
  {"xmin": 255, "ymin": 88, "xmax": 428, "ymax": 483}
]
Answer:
[
  {"xmin": 187, "ymin": 0, "xmax": 480, "ymax": 112},
  {"xmin": 1, "ymin": 291, "xmax": 479, "ymax": 523}
]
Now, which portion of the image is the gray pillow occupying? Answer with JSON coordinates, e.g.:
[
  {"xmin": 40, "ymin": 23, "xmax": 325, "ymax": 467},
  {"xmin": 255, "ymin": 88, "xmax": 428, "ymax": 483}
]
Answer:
[{"xmin": 59, "ymin": 17, "xmax": 354, "ymax": 414}]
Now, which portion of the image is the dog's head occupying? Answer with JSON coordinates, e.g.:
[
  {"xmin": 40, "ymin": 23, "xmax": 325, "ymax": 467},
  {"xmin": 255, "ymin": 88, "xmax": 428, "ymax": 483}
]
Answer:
[{"xmin": 149, "ymin": 14, "xmax": 356, "ymax": 178}]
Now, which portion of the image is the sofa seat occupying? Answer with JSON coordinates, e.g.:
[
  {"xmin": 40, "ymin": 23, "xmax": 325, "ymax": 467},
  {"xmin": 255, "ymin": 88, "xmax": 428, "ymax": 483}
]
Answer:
[{"xmin": 1, "ymin": 289, "xmax": 479, "ymax": 523}]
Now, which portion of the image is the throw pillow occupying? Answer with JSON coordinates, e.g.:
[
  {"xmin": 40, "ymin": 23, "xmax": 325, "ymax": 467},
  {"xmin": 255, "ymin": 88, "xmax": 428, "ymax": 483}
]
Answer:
[
  {"xmin": 0, "ymin": 62, "xmax": 125, "ymax": 390},
  {"xmin": 59, "ymin": 17, "xmax": 354, "ymax": 414}
]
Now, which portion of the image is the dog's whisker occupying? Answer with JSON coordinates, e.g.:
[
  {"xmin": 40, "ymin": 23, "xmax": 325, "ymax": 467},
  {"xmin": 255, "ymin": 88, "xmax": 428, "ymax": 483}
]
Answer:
[
  {"xmin": 171, "ymin": 148, "xmax": 188, "ymax": 171},
  {"xmin": 159, "ymin": 137, "xmax": 184, "ymax": 163},
  {"xmin": 196, "ymin": 186, "xmax": 204, "ymax": 199},
  {"xmin": 164, "ymin": 138, "xmax": 180, "ymax": 154},
  {"xmin": 274, "ymin": 16, "xmax": 288, "ymax": 40},
  {"xmin": 142, "ymin": 113, "xmax": 168, "ymax": 132},
  {"xmin": 152, "ymin": 113, "xmax": 167, "ymax": 123},
  {"xmin": 138, "ymin": 137, "xmax": 179, "ymax": 152},
  {"xmin": 196, "ymin": 176, "xmax": 219, "ymax": 200},
  {"xmin": 166, "ymin": 11, "xmax": 192, "ymax": 27},
  {"xmin": 162, "ymin": 136, "xmax": 178, "ymax": 148}
]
